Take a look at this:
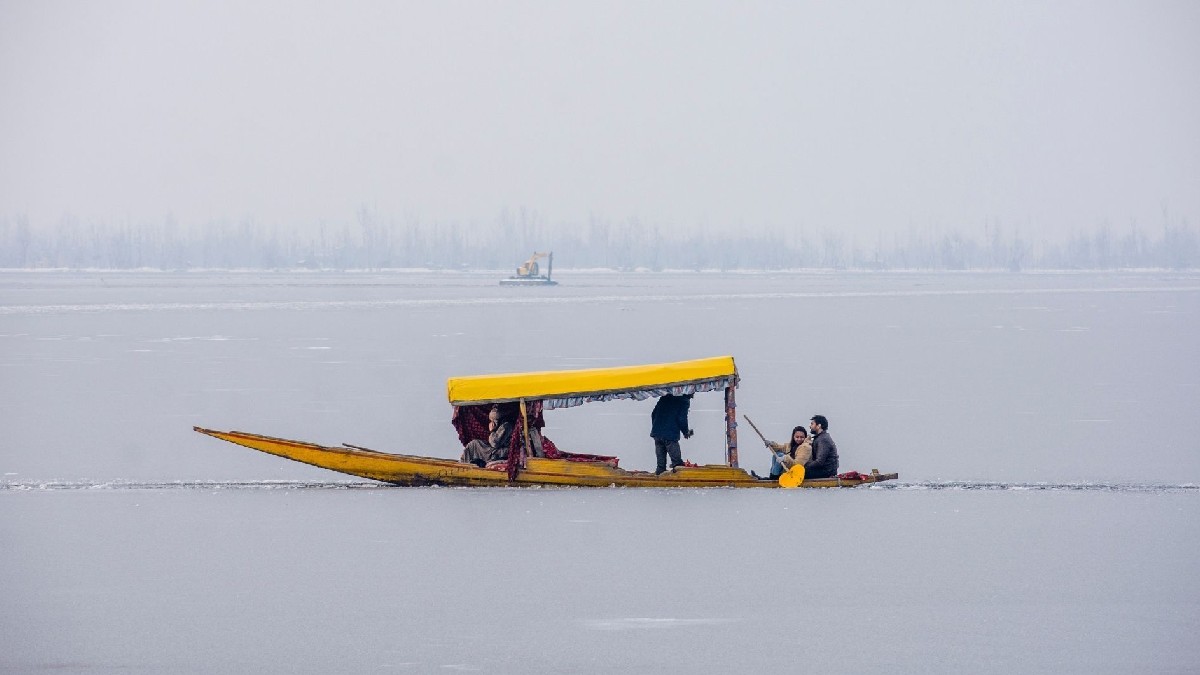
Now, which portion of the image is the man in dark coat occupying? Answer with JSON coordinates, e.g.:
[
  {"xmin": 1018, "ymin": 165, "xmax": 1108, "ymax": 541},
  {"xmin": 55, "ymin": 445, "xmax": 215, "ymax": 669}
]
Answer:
[
  {"xmin": 805, "ymin": 414, "xmax": 840, "ymax": 479},
  {"xmin": 650, "ymin": 394, "xmax": 693, "ymax": 474}
]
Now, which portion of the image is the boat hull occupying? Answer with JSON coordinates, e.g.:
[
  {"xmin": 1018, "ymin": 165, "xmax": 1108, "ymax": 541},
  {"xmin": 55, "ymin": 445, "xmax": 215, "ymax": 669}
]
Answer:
[
  {"xmin": 499, "ymin": 277, "xmax": 557, "ymax": 286},
  {"xmin": 194, "ymin": 427, "xmax": 897, "ymax": 488}
]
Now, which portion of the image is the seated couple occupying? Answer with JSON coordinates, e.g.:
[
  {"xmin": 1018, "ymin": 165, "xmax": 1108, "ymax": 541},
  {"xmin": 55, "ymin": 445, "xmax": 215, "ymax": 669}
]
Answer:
[{"xmin": 762, "ymin": 415, "xmax": 839, "ymax": 480}]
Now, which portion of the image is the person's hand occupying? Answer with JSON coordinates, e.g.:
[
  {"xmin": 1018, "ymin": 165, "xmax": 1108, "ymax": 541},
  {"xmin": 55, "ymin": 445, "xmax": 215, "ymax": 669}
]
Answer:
[{"xmin": 684, "ymin": 429, "xmax": 694, "ymax": 439}]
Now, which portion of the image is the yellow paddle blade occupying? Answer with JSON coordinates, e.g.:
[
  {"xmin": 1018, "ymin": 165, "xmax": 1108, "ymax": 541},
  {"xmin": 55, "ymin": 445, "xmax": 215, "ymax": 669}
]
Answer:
[{"xmin": 778, "ymin": 465, "xmax": 805, "ymax": 489}]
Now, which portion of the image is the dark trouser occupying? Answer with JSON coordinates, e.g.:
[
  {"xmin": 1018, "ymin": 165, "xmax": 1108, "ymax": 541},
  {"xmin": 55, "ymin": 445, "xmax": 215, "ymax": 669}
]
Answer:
[
  {"xmin": 653, "ymin": 438, "xmax": 683, "ymax": 474},
  {"xmin": 462, "ymin": 440, "xmax": 506, "ymax": 467},
  {"xmin": 804, "ymin": 463, "xmax": 837, "ymax": 480}
]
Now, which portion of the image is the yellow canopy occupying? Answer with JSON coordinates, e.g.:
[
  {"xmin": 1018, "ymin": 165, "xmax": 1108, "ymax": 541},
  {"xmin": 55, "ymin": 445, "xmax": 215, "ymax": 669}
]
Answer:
[{"xmin": 447, "ymin": 356, "xmax": 738, "ymax": 408}]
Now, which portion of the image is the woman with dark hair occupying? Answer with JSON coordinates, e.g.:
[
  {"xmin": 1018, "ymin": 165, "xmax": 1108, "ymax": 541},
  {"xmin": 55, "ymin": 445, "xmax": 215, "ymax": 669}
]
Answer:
[{"xmin": 764, "ymin": 425, "xmax": 812, "ymax": 480}]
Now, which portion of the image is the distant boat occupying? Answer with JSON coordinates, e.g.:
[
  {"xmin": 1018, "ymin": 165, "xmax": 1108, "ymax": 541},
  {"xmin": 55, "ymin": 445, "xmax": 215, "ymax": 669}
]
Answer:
[
  {"xmin": 500, "ymin": 251, "xmax": 558, "ymax": 286},
  {"xmin": 195, "ymin": 356, "xmax": 898, "ymax": 489}
]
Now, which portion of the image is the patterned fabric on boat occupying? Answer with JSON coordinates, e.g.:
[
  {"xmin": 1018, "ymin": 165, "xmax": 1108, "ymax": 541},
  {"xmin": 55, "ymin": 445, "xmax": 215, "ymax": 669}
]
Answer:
[
  {"xmin": 452, "ymin": 400, "xmax": 620, "ymax": 480},
  {"xmin": 543, "ymin": 377, "xmax": 735, "ymax": 410}
]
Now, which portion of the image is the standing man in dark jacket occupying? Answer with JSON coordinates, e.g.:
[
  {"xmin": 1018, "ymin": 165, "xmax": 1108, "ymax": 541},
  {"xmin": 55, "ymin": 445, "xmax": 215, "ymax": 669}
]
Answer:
[
  {"xmin": 805, "ymin": 414, "xmax": 839, "ymax": 479},
  {"xmin": 650, "ymin": 394, "xmax": 693, "ymax": 474}
]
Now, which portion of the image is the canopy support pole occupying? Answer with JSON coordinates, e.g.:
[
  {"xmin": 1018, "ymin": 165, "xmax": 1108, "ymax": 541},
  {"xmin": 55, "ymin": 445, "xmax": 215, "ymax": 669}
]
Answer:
[
  {"xmin": 724, "ymin": 384, "xmax": 738, "ymax": 467},
  {"xmin": 519, "ymin": 398, "xmax": 531, "ymax": 464}
]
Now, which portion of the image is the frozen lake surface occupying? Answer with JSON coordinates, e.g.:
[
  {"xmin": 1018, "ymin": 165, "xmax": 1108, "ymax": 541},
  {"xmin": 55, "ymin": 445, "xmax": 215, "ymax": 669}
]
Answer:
[{"xmin": 2, "ymin": 270, "xmax": 1198, "ymax": 673}]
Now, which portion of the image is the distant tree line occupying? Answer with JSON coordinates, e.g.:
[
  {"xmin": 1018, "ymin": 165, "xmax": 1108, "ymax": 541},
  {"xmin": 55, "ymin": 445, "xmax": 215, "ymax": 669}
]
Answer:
[{"xmin": 1, "ymin": 208, "xmax": 1196, "ymax": 271}]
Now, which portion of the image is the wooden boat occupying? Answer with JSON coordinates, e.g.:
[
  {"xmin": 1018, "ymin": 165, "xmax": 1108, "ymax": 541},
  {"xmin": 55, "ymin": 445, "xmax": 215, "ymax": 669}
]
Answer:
[{"xmin": 195, "ymin": 356, "xmax": 898, "ymax": 489}]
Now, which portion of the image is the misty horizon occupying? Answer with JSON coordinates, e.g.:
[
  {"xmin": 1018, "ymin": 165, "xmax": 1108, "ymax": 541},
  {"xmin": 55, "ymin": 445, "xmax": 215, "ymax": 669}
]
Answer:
[
  {"xmin": 2, "ymin": 205, "xmax": 1197, "ymax": 271},
  {"xmin": 3, "ymin": 1, "xmax": 1198, "ymax": 245}
]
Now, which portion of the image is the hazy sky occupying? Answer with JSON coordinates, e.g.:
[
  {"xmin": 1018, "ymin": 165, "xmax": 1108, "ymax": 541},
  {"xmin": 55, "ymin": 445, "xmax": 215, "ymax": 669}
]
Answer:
[{"xmin": 2, "ymin": 0, "xmax": 1197, "ymax": 240}]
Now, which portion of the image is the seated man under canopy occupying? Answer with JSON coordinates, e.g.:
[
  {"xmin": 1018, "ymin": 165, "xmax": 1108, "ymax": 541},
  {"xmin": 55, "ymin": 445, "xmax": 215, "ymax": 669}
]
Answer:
[
  {"xmin": 452, "ymin": 400, "xmax": 618, "ymax": 476},
  {"xmin": 459, "ymin": 404, "xmax": 518, "ymax": 467}
]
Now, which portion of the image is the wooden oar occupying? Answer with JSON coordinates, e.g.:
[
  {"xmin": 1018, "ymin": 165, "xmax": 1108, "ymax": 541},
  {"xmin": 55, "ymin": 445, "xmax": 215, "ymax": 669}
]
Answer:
[
  {"xmin": 742, "ymin": 414, "xmax": 770, "ymax": 444},
  {"xmin": 742, "ymin": 415, "xmax": 805, "ymax": 487}
]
